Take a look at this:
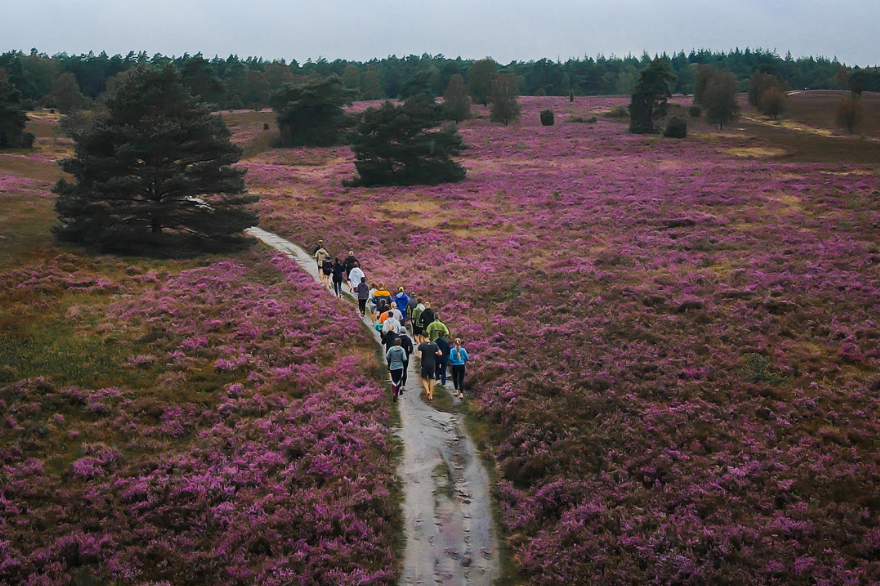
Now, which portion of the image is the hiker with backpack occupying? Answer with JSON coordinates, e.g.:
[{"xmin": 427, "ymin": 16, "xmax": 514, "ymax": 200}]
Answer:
[{"xmin": 410, "ymin": 301, "xmax": 426, "ymax": 345}]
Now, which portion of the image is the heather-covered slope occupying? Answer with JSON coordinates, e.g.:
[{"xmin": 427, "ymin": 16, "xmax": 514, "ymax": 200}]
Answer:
[
  {"xmin": 251, "ymin": 95, "xmax": 880, "ymax": 585},
  {"xmin": 0, "ymin": 242, "xmax": 399, "ymax": 584}
]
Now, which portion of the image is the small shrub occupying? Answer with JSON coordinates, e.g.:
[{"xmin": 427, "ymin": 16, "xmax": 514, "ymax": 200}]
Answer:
[
  {"xmin": 569, "ymin": 89, "xmax": 575, "ymax": 102},
  {"xmin": 539, "ymin": 109, "xmax": 555, "ymax": 126},
  {"xmin": 689, "ymin": 105, "xmax": 702, "ymax": 118},
  {"xmin": 744, "ymin": 354, "xmax": 787, "ymax": 384},
  {"xmin": 663, "ymin": 116, "xmax": 687, "ymax": 138},
  {"xmin": 566, "ymin": 115, "xmax": 598, "ymax": 124},
  {"xmin": 263, "ymin": 123, "xmax": 269, "ymax": 130}
]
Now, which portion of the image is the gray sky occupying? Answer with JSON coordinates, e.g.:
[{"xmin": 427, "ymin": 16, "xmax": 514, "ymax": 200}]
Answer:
[{"xmin": 4, "ymin": 0, "xmax": 878, "ymax": 66}]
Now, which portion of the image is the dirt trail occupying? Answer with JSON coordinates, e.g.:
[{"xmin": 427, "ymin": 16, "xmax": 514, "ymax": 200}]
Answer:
[{"xmin": 247, "ymin": 227, "xmax": 500, "ymax": 585}]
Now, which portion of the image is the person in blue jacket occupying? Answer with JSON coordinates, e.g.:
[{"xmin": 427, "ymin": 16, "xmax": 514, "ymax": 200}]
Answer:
[
  {"xmin": 449, "ymin": 338, "xmax": 470, "ymax": 398},
  {"xmin": 394, "ymin": 286, "xmax": 410, "ymax": 323}
]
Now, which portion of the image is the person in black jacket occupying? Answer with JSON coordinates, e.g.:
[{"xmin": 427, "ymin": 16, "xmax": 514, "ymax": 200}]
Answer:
[
  {"xmin": 396, "ymin": 327, "xmax": 414, "ymax": 387},
  {"xmin": 320, "ymin": 257, "xmax": 333, "ymax": 288},
  {"xmin": 434, "ymin": 335, "xmax": 451, "ymax": 385},
  {"xmin": 356, "ymin": 278, "xmax": 370, "ymax": 316},
  {"xmin": 331, "ymin": 258, "xmax": 345, "ymax": 296}
]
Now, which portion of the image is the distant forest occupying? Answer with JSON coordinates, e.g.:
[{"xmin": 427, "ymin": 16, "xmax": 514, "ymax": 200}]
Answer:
[{"xmin": 2, "ymin": 47, "xmax": 877, "ymax": 111}]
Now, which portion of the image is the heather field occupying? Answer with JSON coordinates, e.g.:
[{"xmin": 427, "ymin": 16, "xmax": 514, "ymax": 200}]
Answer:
[
  {"xmin": 1, "ymin": 147, "xmax": 399, "ymax": 584},
  {"xmin": 248, "ymin": 95, "xmax": 880, "ymax": 584},
  {"xmin": 2, "ymin": 94, "xmax": 880, "ymax": 585}
]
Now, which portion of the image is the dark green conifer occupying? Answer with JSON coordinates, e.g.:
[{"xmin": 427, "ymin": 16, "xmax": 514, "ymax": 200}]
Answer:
[
  {"xmin": 52, "ymin": 65, "xmax": 257, "ymax": 251},
  {"xmin": 347, "ymin": 94, "xmax": 466, "ymax": 186},
  {"xmin": 0, "ymin": 72, "xmax": 34, "ymax": 148},
  {"xmin": 270, "ymin": 75, "xmax": 354, "ymax": 147},
  {"xmin": 628, "ymin": 58, "xmax": 676, "ymax": 134}
]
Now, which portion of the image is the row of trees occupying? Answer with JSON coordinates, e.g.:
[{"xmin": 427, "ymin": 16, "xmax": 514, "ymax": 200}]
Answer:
[
  {"xmin": 51, "ymin": 65, "xmax": 487, "ymax": 253},
  {"xmin": 630, "ymin": 59, "xmax": 871, "ymax": 136},
  {"xmin": 1, "ymin": 48, "xmax": 874, "ymax": 113}
]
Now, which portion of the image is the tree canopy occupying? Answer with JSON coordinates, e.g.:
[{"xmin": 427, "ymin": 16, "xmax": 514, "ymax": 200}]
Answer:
[
  {"xmin": 489, "ymin": 72, "xmax": 521, "ymax": 125},
  {"xmin": 0, "ymin": 48, "xmax": 862, "ymax": 111},
  {"xmin": 270, "ymin": 75, "xmax": 355, "ymax": 147},
  {"xmin": 628, "ymin": 58, "xmax": 676, "ymax": 134},
  {"xmin": 52, "ymin": 64, "xmax": 258, "ymax": 252},
  {"xmin": 467, "ymin": 58, "xmax": 497, "ymax": 106},
  {"xmin": 347, "ymin": 94, "xmax": 466, "ymax": 187},
  {"xmin": 703, "ymin": 69, "xmax": 741, "ymax": 129},
  {"xmin": 0, "ymin": 72, "xmax": 34, "ymax": 148},
  {"xmin": 443, "ymin": 74, "xmax": 472, "ymax": 123}
]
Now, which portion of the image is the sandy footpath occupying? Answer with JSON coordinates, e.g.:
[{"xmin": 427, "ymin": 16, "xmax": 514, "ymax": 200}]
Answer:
[{"xmin": 247, "ymin": 227, "xmax": 500, "ymax": 585}]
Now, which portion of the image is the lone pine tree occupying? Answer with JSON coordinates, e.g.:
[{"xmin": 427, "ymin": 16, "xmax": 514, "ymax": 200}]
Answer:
[
  {"xmin": 629, "ymin": 58, "xmax": 676, "ymax": 134},
  {"xmin": 270, "ymin": 75, "xmax": 355, "ymax": 147},
  {"xmin": 53, "ymin": 65, "xmax": 258, "ymax": 251},
  {"xmin": 347, "ymin": 94, "xmax": 466, "ymax": 186}
]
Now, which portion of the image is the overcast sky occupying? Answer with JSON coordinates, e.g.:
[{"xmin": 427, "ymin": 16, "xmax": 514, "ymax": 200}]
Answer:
[{"xmin": 4, "ymin": 0, "xmax": 878, "ymax": 66}]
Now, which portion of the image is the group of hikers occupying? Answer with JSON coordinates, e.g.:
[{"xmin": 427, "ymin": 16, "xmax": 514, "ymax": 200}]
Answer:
[{"xmin": 314, "ymin": 239, "xmax": 470, "ymax": 403}]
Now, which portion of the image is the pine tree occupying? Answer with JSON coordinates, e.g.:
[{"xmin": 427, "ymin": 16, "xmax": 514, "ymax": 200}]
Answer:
[
  {"xmin": 180, "ymin": 55, "xmax": 225, "ymax": 107},
  {"xmin": 347, "ymin": 94, "xmax": 466, "ymax": 187},
  {"xmin": 489, "ymin": 73, "xmax": 521, "ymax": 125},
  {"xmin": 0, "ymin": 71, "xmax": 34, "ymax": 148},
  {"xmin": 52, "ymin": 65, "xmax": 258, "ymax": 252},
  {"xmin": 443, "ymin": 74, "xmax": 471, "ymax": 123},
  {"xmin": 270, "ymin": 75, "xmax": 354, "ymax": 147},
  {"xmin": 628, "ymin": 58, "xmax": 676, "ymax": 134},
  {"xmin": 241, "ymin": 71, "xmax": 270, "ymax": 109}
]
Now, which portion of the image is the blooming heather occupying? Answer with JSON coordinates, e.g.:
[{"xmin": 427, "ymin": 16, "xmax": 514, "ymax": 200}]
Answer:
[
  {"xmin": 0, "ymin": 250, "xmax": 398, "ymax": 585},
  {"xmin": 251, "ymin": 96, "xmax": 880, "ymax": 584}
]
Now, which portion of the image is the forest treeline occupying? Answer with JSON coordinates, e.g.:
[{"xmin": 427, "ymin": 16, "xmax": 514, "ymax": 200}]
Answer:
[{"xmin": 1, "ymin": 47, "xmax": 877, "ymax": 112}]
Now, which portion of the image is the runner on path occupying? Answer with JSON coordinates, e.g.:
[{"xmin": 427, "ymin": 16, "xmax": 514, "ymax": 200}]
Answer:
[
  {"xmin": 386, "ymin": 338, "xmax": 407, "ymax": 402},
  {"xmin": 394, "ymin": 287, "xmax": 411, "ymax": 322},
  {"xmin": 421, "ymin": 302, "xmax": 436, "ymax": 332},
  {"xmin": 343, "ymin": 250, "xmax": 359, "ymax": 275},
  {"xmin": 425, "ymin": 312, "xmax": 450, "ymax": 342},
  {"xmin": 315, "ymin": 244, "xmax": 330, "ymax": 268},
  {"xmin": 312, "ymin": 239, "xmax": 325, "ymax": 256},
  {"xmin": 348, "ymin": 262, "xmax": 365, "ymax": 294},
  {"xmin": 417, "ymin": 339, "xmax": 442, "ymax": 401},
  {"xmin": 450, "ymin": 338, "xmax": 470, "ymax": 398},
  {"xmin": 435, "ymin": 335, "xmax": 451, "ymax": 386},
  {"xmin": 397, "ymin": 326, "xmax": 414, "ymax": 387},
  {"xmin": 320, "ymin": 256, "xmax": 333, "ymax": 287},
  {"xmin": 410, "ymin": 301, "xmax": 426, "ymax": 344},
  {"xmin": 331, "ymin": 258, "xmax": 345, "ymax": 296},
  {"xmin": 356, "ymin": 278, "xmax": 370, "ymax": 316},
  {"xmin": 373, "ymin": 284, "xmax": 392, "ymax": 314}
]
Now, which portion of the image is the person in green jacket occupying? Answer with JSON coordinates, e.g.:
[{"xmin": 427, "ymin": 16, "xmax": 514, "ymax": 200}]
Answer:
[
  {"xmin": 425, "ymin": 312, "xmax": 449, "ymax": 342},
  {"xmin": 410, "ymin": 301, "xmax": 425, "ymax": 344}
]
